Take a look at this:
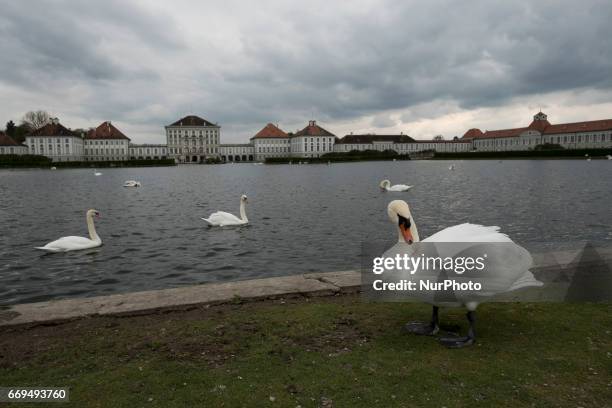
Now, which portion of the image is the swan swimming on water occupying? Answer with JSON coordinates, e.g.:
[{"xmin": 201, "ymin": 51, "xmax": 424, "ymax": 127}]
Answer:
[
  {"xmin": 385, "ymin": 200, "xmax": 542, "ymax": 348},
  {"xmin": 380, "ymin": 179, "xmax": 412, "ymax": 192},
  {"xmin": 123, "ymin": 180, "xmax": 141, "ymax": 187},
  {"xmin": 202, "ymin": 195, "xmax": 249, "ymax": 226},
  {"xmin": 35, "ymin": 209, "xmax": 102, "ymax": 252},
  {"xmin": 94, "ymin": 169, "xmax": 102, "ymax": 176}
]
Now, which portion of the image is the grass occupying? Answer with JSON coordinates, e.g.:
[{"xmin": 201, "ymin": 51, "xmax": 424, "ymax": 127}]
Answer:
[{"xmin": 1, "ymin": 294, "xmax": 610, "ymax": 407}]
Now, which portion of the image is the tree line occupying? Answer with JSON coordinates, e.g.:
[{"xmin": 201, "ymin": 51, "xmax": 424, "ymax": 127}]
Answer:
[{"xmin": 2, "ymin": 110, "xmax": 90, "ymax": 143}]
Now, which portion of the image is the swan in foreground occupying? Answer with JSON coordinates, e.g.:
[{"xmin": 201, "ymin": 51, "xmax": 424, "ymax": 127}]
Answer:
[
  {"xmin": 386, "ymin": 200, "xmax": 542, "ymax": 348},
  {"xmin": 380, "ymin": 179, "xmax": 412, "ymax": 192},
  {"xmin": 202, "ymin": 195, "xmax": 249, "ymax": 226},
  {"xmin": 123, "ymin": 180, "xmax": 141, "ymax": 187},
  {"xmin": 35, "ymin": 209, "xmax": 102, "ymax": 252}
]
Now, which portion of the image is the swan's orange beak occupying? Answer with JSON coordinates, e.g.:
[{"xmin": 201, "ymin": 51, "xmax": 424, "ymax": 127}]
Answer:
[{"xmin": 400, "ymin": 224, "xmax": 413, "ymax": 244}]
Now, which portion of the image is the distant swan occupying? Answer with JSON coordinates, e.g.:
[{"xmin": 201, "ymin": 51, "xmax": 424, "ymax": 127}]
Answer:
[
  {"xmin": 94, "ymin": 169, "xmax": 102, "ymax": 176},
  {"xmin": 380, "ymin": 179, "xmax": 412, "ymax": 192},
  {"xmin": 123, "ymin": 180, "xmax": 141, "ymax": 187},
  {"xmin": 35, "ymin": 209, "xmax": 102, "ymax": 252},
  {"xmin": 202, "ymin": 195, "xmax": 249, "ymax": 226}
]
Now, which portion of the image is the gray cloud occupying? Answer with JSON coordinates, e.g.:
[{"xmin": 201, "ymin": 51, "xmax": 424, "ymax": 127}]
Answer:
[{"xmin": 1, "ymin": 0, "xmax": 611, "ymax": 142}]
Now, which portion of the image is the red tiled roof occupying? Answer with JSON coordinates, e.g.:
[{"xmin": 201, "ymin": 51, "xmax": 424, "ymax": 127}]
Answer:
[
  {"xmin": 465, "ymin": 113, "xmax": 612, "ymax": 139},
  {"xmin": 338, "ymin": 134, "xmax": 415, "ymax": 144},
  {"xmin": 294, "ymin": 121, "xmax": 335, "ymax": 137},
  {"xmin": 168, "ymin": 115, "xmax": 217, "ymax": 127},
  {"xmin": 0, "ymin": 131, "xmax": 21, "ymax": 146},
  {"xmin": 527, "ymin": 119, "xmax": 551, "ymax": 132},
  {"xmin": 28, "ymin": 121, "xmax": 77, "ymax": 137},
  {"xmin": 482, "ymin": 127, "xmax": 527, "ymax": 139},
  {"xmin": 85, "ymin": 121, "xmax": 130, "ymax": 140},
  {"xmin": 251, "ymin": 123, "xmax": 288, "ymax": 139},
  {"xmin": 461, "ymin": 128, "xmax": 484, "ymax": 139},
  {"xmin": 543, "ymin": 119, "xmax": 612, "ymax": 135}
]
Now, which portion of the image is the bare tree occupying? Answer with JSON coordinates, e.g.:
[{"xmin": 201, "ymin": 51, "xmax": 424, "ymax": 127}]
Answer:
[
  {"xmin": 433, "ymin": 134, "xmax": 445, "ymax": 141},
  {"xmin": 21, "ymin": 110, "xmax": 51, "ymax": 131}
]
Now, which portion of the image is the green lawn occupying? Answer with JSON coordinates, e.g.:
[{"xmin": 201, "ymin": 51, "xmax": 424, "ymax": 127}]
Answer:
[{"xmin": 1, "ymin": 295, "xmax": 610, "ymax": 407}]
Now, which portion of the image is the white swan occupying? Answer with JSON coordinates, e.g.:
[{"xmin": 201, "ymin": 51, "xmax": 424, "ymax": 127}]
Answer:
[
  {"xmin": 202, "ymin": 195, "xmax": 249, "ymax": 226},
  {"xmin": 50, "ymin": 166, "xmax": 57, "ymax": 170},
  {"xmin": 94, "ymin": 169, "xmax": 102, "ymax": 176},
  {"xmin": 386, "ymin": 200, "xmax": 542, "ymax": 347},
  {"xmin": 380, "ymin": 179, "xmax": 412, "ymax": 192},
  {"xmin": 35, "ymin": 209, "xmax": 102, "ymax": 252},
  {"xmin": 123, "ymin": 180, "xmax": 141, "ymax": 187}
]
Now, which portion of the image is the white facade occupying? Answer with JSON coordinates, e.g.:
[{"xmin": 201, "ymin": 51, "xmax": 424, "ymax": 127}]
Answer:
[
  {"xmin": 129, "ymin": 144, "xmax": 168, "ymax": 159},
  {"xmin": 25, "ymin": 118, "xmax": 84, "ymax": 162},
  {"xmin": 290, "ymin": 121, "xmax": 335, "ymax": 158},
  {"xmin": 467, "ymin": 112, "xmax": 612, "ymax": 152},
  {"xmin": 0, "ymin": 132, "xmax": 28, "ymax": 155},
  {"xmin": 166, "ymin": 115, "xmax": 220, "ymax": 163},
  {"xmin": 0, "ymin": 145, "xmax": 27, "ymax": 155},
  {"xmin": 85, "ymin": 139, "xmax": 129, "ymax": 161},
  {"xmin": 334, "ymin": 136, "xmax": 471, "ymax": 154},
  {"xmin": 219, "ymin": 144, "xmax": 255, "ymax": 162},
  {"xmin": 253, "ymin": 138, "xmax": 290, "ymax": 161}
]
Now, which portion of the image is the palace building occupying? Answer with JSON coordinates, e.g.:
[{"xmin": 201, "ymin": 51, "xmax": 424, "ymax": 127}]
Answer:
[
  {"xmin": 25, "ymin": 118, "xmax": 85, "ymax": 162},
  {"xmin": 165, "ymin": 115, "xmax": 220, "ymax": 163},
  {"xmin": 251, "ymin": 123, "xmax": 290, "ymax": 161},
  {"xmin": 84, "ymin": 121, "xmax": 130, "ymax": 161},
  {"xmin": 0, "ymin": 131, "xmax": 28, "ymax": 155},
  {"xmin": 290, "ymin": 120, "xmax": 336, "ymax": 158},
  {"xmin": 462, "ymin": 111, "xmax": 612, "ymax": 151}
]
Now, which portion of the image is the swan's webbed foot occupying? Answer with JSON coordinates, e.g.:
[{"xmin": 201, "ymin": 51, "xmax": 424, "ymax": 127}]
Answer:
[
  {"xmin": 438, "ymin": 310, "xmax": 476, "ymax": 348},
  {"xmin": 403, "ymin": 306, "xmax": 439, "ymax": 336},
  {"xmin": 403, "ymin": 321, "xmax": 439, "ymax": 336}
]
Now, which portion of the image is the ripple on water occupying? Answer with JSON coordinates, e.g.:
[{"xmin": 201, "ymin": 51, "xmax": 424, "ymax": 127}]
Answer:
[{"xmin": 94, "ymin": 279, "xmax": 120, "ymax": 285}]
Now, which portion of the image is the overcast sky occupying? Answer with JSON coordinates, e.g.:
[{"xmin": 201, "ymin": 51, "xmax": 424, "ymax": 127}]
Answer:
[{"xmin": 1, "ymin": 0, "xmax": 611, "ymax": 143}]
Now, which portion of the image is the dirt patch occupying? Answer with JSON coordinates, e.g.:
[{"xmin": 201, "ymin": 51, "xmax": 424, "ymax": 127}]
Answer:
[{"xmin": 0, "ymin": 293, "xmax": 357, "ymax": 369}]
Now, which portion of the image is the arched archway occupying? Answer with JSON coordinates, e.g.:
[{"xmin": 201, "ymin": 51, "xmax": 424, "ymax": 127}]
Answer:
[
  {"xmin": 248, "ymin": 155, "xmax": 253, "ymax": 161},
  {"xmin": 242, "ymin": 155, "xmax": 247, "ymax": 161},
  {"xmin": 235, "ymin": 156, "xmax": 241, "ymax": 162}
]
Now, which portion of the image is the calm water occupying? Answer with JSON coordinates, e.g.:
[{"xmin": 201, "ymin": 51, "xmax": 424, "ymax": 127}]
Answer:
[{"xmin": 1, "ymin": 160, "xmax": 611, "ymax": 305}]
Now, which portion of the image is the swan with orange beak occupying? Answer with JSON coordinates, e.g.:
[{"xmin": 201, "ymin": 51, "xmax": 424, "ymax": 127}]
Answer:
[{"xmin": 386, "ymin": 200, "xmax": 542, "ymax": 348}]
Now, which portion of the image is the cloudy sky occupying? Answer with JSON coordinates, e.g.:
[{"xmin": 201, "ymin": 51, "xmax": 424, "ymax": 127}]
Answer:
[{"xmin": 1, "ymin": 0, "xmax": 611, "ymax": 143}]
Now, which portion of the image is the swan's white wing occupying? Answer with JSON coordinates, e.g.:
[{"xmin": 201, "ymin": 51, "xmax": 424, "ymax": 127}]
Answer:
[
  {"xmin": 202, "ymin": 211, "xmax": 243, "ymax": 226},
  {"xmin": 423, "ymin": 223, "xmax": 512, "ymax": 243},
  {"xmin": 388, "ymin": 184, "xmax": 412, "ymax": 191},
  {"xmin": 36, "ymin": 236, "xmax": 99, "ymax": 251}
]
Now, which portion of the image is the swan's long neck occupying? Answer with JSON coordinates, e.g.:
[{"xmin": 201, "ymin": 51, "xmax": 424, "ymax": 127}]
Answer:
[
  {"xmin": 239, "ymin": 200, "xmax": 248, "ymax": 222},
  {"xmin": 87, "ymin": 215, "xmax": 101, "ymax": 242}
]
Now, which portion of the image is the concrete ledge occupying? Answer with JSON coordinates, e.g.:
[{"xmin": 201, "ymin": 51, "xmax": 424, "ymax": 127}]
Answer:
[{"xmin": 0, "ymin": 271, "xmax": 361, "ymax": 327}]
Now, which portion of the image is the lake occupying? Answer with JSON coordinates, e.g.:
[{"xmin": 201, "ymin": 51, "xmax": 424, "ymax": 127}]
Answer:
[{"xmin": 1, "ymin": 160, "xmax": 611, "ymax": 305}]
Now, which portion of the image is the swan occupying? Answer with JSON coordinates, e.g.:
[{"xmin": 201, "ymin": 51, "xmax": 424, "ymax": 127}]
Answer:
[
  {"xmin": 385, "ymin": 200, "xmax": 542, "ymax": 348},
  {"xmin": 94, "ymin": 169, "xmax": 102, "ymax": 176},
  {"xmin": 380, "ymin": 179, "xmax": 412, "ymax": 192},
  {"xmin": 123, "ymin": 180, "xmax": 141, "ymax": 187},
  {"xmin": 35, "ymin": 209, "xmax": 102, "ymax": 252},
  {"xmin": 50, "ymin": 166, "xmax": 57, "ymax": 170},
  {"xmin": 202, "ymin": 195, "xmax": 249, "ymax": 226}
]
